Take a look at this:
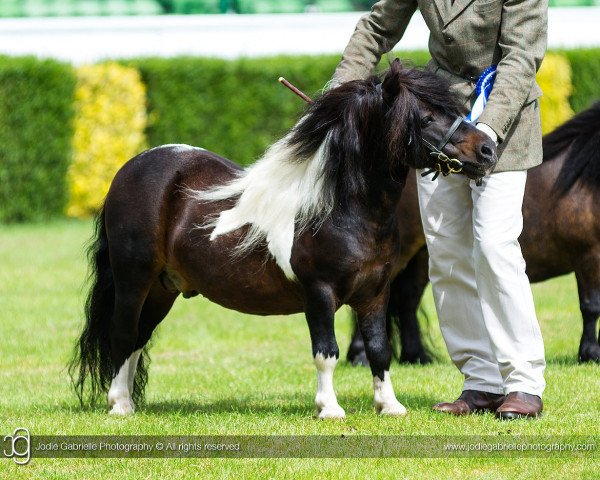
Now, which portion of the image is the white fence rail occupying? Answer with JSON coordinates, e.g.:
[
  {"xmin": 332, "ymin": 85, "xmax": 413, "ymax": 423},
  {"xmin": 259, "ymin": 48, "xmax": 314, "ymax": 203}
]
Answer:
[{"xmin": 1, "ymin": 9, "xmax": 599, "ymax": 64}]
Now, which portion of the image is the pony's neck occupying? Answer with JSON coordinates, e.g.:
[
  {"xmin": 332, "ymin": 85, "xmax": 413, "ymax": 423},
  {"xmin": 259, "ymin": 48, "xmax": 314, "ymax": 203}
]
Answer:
[{"xmin": 352, "ymin": 164, "xmax": 410, "ymax": 221}]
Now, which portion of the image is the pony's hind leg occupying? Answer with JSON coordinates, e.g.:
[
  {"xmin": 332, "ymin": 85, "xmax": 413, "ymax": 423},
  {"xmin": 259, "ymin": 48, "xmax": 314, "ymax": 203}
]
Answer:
[
  {"xmin": 105, "ymin": 259, "xmax": 158, "ymax": 415},
  {"xmin": 108, "ymin": 349, "xmax": 142, "ymax": 415},
  {"xmin": 108, "ymin": 280, "xmax": 178, "ymax": 414},
  {"xmin": 355, "ymin": 296, "xmax": 407, "ymax": 416},
  {"xmin": 106, "ymin": 286, "xmax": 147, "ymax": 415},
  {"xmin": 304, "ymin": 285, "xmax": 345, "ymax": 420}
]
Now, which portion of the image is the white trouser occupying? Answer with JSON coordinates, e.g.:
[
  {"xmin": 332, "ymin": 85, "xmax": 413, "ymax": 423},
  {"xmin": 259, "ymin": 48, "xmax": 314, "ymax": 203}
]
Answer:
[{"xmin": 416, "ymin": 170, "xmax": 546, "ymax": 397}]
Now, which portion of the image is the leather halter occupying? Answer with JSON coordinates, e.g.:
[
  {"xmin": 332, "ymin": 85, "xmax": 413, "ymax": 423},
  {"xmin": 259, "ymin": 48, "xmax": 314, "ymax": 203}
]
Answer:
[{"xmin": 420, "ymin": 115, "xmax": 465, "ymax": 180}]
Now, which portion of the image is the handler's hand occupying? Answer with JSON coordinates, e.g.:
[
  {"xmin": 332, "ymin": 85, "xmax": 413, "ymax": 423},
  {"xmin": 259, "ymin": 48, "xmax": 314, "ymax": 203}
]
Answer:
[{"xmin": 476, "ymin": 122, "xmax": 499, "ymax": 146}]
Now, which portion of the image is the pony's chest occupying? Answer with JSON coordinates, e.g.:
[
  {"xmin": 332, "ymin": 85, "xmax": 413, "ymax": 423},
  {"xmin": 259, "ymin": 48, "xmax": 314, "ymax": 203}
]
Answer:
[{"xmin": 291, "ymin": 220, "xmax": 402, "ymax": 287}]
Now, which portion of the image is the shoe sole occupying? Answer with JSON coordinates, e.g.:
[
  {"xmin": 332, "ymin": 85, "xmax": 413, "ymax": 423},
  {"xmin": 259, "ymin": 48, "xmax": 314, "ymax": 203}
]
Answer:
[{"xmin": 497, "ymin": 411, "xmax": 542, "ymax": 420}]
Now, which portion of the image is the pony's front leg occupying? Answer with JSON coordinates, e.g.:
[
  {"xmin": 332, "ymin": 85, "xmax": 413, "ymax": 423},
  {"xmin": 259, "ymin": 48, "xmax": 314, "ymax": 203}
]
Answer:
[
  {"xmin": 304, "ymin": 285, "xmax": 345, "ymax": 420},
  {"xmin": 356, "ymin": 297, "xmax": 407, "ymax": 416}
]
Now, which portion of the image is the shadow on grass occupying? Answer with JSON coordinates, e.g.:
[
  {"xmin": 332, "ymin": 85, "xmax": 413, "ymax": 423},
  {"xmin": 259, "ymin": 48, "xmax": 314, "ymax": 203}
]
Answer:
[
  {"xmin": 546, "ymin": 354, "xmax": 582, "ymax": 366},
  {"xmin": 142, "ymin": 396, "xmax": 310, "ymax": 416},
  {"xmin": 56, "ymin": 391, "xmax": 442, "ymax": 416},
  {"xmin": 141, "ymin": 391, "xmax": 441, "ymax": 416}
]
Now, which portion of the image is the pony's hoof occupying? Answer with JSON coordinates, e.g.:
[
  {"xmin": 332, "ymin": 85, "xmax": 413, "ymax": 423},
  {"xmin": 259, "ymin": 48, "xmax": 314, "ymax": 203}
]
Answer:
[
  {"xmin": 350, "ymin": 351, "xmax": 369, "ymax": 367},
  {"xmin": 109, "ymin": 401, "xmax": 135, "ymax": 416},
  {"xmin": 578, "ymin": 343, "xmax": 600, "ymax": 363},
  {"xmin": 317, "ymin": 405, "xmax": 346, "ymax": 420},
  {"xmin": 376, "ymin": 401, "xmax": 407, "ymax": 416}
]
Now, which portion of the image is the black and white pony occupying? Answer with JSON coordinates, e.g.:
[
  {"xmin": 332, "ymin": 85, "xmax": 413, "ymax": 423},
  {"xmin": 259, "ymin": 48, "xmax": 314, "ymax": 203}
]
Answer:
[{"xmin": 69, "ymin": 59, "xmax": 497, "ymax": 419}]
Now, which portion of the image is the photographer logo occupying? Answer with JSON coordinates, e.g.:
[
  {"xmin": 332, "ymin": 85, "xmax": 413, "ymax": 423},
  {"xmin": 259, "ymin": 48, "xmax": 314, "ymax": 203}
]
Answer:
[{"xmin": 3, "ymin": 428, "xmax": 30, "ymax": 465}]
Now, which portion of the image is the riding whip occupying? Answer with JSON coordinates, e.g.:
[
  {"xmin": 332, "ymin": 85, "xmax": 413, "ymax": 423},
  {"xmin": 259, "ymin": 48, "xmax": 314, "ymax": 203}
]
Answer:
[{"xmin": 278, "ymin": 77, "xmax": 313, "ymax": 104}]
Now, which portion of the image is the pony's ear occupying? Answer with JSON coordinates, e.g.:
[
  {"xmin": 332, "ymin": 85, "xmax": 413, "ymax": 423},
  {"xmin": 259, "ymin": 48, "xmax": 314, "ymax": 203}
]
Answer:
[{"xmin": 381, "ymin": 58, "xmax": 403, "ymax": 103}]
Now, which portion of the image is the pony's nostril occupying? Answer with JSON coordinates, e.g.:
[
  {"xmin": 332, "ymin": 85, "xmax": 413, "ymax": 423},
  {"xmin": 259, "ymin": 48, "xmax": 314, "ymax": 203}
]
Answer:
[{"xmin": 481, "ymin": 144, "xmax": 493, "ymax": 157}]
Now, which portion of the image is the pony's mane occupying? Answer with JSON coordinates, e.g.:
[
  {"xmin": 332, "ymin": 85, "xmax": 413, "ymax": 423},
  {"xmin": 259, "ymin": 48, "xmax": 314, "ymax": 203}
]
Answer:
[
  {"xmin": 192, "ymin": 60, "xmax": 459, "ymax": 278},
  {"xmin": 544, "ymin": 101, "xmax": 600, "ymax": 195}
]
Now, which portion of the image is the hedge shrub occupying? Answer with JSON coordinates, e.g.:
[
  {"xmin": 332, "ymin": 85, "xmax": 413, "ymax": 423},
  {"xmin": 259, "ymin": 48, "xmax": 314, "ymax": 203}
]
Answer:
[
  {"xmin": 563, "ymin": 48, "xmax": 600, "ymax": 113},
  {"xmin": 537, "ymin": 53, "xmax": 574, "ymax": 134},
  {"xmin": 128, "ymin": 51, "xmax": 430, "ymax": 166},
  {"xmin": 0, "ymin": 56, "xmax": 75, "ymax": 223},
  {"xmin": 0, "ymin": 49, "xmax": 598, "ymax": 223},
  {"xmin": 67, "ymin": 63, "xmax": 147, "ymax": 217}
]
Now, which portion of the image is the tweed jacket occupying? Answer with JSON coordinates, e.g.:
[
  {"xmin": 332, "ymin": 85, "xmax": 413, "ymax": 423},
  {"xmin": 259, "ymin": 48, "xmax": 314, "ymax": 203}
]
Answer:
[{"xmin": 332, "ymin": 0, "xmax": 548, "ymax": 172}]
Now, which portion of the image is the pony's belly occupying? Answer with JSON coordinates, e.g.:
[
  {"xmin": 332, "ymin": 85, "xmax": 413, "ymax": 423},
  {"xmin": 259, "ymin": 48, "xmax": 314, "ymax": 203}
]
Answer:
[
  {"xmin": 199, "ymin": 282, "xmax": 304, "ymax": 316},
  {"xmin": 169, "ymin": 231, "xmax": 305, "ymax": 316}
]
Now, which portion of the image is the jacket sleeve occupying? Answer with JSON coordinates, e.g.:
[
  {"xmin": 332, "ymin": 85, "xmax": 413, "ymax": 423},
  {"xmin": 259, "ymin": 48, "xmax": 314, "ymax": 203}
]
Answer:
[
  {"xmin": 331, "ymin": 0, "xmax": 419, "ymax": 86},
  {"xmin": 476, "ymin": 0, "xmax": 548, "ymax": 143}
]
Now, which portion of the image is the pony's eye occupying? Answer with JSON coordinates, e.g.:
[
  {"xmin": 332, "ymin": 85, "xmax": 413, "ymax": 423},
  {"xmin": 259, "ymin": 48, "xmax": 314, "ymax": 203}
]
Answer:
[{"xmin": 421, "ymin": 116, "xmax": 434, "ymax": 127}]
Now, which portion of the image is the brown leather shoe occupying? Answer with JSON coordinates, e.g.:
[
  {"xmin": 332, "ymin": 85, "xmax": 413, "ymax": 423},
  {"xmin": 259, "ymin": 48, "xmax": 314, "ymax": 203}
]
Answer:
[
  {"xmin": 432, "ymin": 390, "xmax": 505, "ymax": 415},
  {"xmin": 495, "ymin": 392, "xmax": 543, "ymax": 420}
]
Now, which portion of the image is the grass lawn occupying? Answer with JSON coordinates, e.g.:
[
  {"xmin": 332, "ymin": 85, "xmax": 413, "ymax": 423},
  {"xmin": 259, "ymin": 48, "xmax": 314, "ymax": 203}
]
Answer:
[{"xmin": 0, "ymin": 219, "xmax": 598, "ymax": 479}]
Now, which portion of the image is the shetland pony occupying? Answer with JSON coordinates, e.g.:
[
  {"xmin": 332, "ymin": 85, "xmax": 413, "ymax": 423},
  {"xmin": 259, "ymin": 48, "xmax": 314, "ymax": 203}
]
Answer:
[{"xmin": 69, "ymin": 60, "xmax": 496, "ymax": 418}]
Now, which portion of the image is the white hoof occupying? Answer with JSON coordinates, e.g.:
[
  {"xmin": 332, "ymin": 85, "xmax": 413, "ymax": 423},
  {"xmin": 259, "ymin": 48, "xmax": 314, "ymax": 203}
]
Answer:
[
  {"xmin": 108, "ymin": 389, "xmax": 135, "ymax": 415},
  {"xmin": 317, "ymin": 404, "xmax": 346, "ymax": 420},
  {"xmin": 109, "ymin": 400, "xmax": 135, "ymax": 416},
  {"xmin": 376, "ymin": 401, "xmax": 407, "ymax": 416}
]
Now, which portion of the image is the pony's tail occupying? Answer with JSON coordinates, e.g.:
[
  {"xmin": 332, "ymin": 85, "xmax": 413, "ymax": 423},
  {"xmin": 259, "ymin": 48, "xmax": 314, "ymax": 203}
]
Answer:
[{"xmin": 69, "ymin": 206, "xmax": 116, "ymax": 406}]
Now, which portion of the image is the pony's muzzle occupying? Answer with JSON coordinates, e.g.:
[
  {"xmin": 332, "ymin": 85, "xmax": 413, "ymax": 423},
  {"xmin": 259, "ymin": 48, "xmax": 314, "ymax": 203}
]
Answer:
[{"xmin": 463, "ymin": 138, "xmax": 498, "ymax": 179}]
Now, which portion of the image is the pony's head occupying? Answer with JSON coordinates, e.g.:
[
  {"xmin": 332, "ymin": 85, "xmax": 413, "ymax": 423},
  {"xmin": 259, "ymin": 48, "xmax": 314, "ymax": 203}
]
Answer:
[
  {"xmin": 381, "ymin": 59, "xmax": 497, "ymax": 178},
  {"xmin": 288, "ymin": 59, "xmax": 497, "ymax": 197},
  {"xmin": 382, "ymin": 59, "xmax": 498, "ymax": 178}
]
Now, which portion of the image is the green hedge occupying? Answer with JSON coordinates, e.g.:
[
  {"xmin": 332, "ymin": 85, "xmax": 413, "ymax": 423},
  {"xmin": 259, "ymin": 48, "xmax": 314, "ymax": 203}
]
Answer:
[
  {"xmin": 128, "ymin": 51, "xmax": 431, "ymax": 166},
  {"xmin": 0, "ymin": 49, "xmax": 597, "ymax": 223},
  {"xmin": 0, "ymin": 56, "xmax": 75, "ymax": 222},
  {"xmin": 563, "ymin": 48, "xmax": 600, "ymax": 112}
]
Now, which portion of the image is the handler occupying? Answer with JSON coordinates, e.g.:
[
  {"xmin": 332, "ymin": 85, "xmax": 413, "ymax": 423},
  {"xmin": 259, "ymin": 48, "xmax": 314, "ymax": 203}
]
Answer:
[{"xmin": 331, "ymin": 0, "xmax": 547, "ymax": 419}]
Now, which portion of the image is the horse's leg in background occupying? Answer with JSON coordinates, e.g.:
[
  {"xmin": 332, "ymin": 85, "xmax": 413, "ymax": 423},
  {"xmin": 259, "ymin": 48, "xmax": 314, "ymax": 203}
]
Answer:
[
  {"xmin": 304, "ymin": 285, "xmax": 345, "ymax": 419},
  {"xmin": 346, "ymin": 313, "xmax": 368, "ymax": 366},
  {"xmin": 355, "ymin": 295, "xmax": 407, "ymax": 416},
  {"xmin": 108, "ymin": 280, "xmax": 179, "ymax": 414},
  {"xmin": 575, "ymin": 258, "xmax": 600, "ymax": 362},
  {"xmin": 392, "ymin": 247, "xmax": 432, "ymax": 364}
]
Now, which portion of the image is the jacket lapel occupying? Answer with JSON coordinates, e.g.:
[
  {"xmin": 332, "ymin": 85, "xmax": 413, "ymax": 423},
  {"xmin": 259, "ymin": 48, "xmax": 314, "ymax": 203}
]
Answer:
[
  {"xmin": 431, "ymin": 0, "xmax": 450, "ymax": 24},
  {"xmin": 446, "ymin": 0, "xmax": 477, "ymax": 26}
]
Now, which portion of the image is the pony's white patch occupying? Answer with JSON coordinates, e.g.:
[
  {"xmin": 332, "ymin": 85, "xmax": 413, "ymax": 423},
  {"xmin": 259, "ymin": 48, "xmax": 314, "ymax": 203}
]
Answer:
[
  {"xmin": 147, "ymin": 143, "xmax": 205, "ymax": 154},
  {"xmin": 373, "ymin": 371, "xmax": 407, "ymax": 416},
  {"xmin": 314, "ymin": 353, "xmax": 345, "ymax": 420},
  {"xmin": 108, "ymin": 349, "xmax": 142, "ymax": 415},
  {"xmin": 191, "ymin": 133, "xmax": 333, "ymax": 279}
]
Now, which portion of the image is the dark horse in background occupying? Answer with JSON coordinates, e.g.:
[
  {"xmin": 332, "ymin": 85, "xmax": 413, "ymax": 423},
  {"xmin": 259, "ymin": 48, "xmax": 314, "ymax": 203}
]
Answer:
[
  {"xmin": 68, "ymin": 60, "xmax": 496, "ymax": 419},
  {"xmin": 347, "ymin": 102, "xmax": 600, "ymax": 366}
]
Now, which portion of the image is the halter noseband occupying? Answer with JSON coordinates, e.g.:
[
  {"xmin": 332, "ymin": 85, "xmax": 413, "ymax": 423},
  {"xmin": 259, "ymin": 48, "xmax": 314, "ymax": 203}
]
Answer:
[{"xmin": 420, "ymin": 116, "xmax": 465, "ymax": 180}]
